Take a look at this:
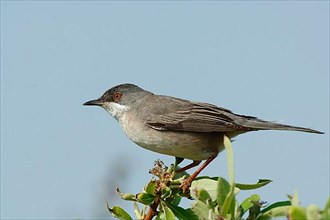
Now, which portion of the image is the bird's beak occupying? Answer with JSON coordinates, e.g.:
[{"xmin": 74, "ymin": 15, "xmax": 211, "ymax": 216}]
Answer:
[{"xmin": 83, "ymin": 99, "xmax": 104, "ymax": 106}]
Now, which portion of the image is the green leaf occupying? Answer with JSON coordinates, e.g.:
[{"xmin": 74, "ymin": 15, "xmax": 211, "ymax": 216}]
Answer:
[
  {"xmin": 217, "ymin": 136, "xmax": 237, "ymax": 219},
  {"xmin": 239, "ymin": 194, "xmax": 260, "ymax": 217},
  {"xmin": 221, "ymin": 188, "xmax": 235, "ymax": 218},
  {"xmin": 322, "ymin": 197, "xmax": 330, "ymax": 220},
  {"xmin": 133, "ymin": 202, "xmax": 142, "ymax": 219},
  {"xmin": 288, "ymin": 206, "xmax": 307, "ymax": 219},
  {"xmin": 161, "ymin": 186, "xmax": 172, "ymax": 199},
  {"xmin": 116, "ymin": 188, "xmax": 137, "ymax": 202},
  {"xmin": 171, "ymin": 175, "xmax": 186, "ymax": 185},
  {"xmin": 254, "ymin": 214, "xmax": 272, "ymax": 220},
  {"xmin": 306, "ymin": 204, "xmax": 321, "ymax": 220},
  {"xmin": 137, "ymin": 192, "xmax": 155, "ymax": 205},
  {"xmin": 145, "ymin": 180, "xmax": 156, "ymax": 195},
  {"xmin": 217, "ymin": 177, "xmax": 231, "ymax": 207},
  {"xmin": 197, "ymin": 188, "xmax": 212, "ymax": 203},
  {"xmin": 166, "ymin": 194, "xmax": 182, "ymax": 206},
  {"xmin": 164, "ymin": 207, "xmax": 175, "ymax": 220},
  {"xmin": 191, "ymin": 178, "xmax": 218, "ymax": 201},
  {"xmin": 166, "ymin": 202, "xmax": 199, "ymax": 220},
  {"xmin": 161, "ymin": 203, "xmax": 175, "ymax": 220},
  {"xmin": 107, "ymin": 204, "xmax": 133, "ymax": 220},
  {"xmin": 120, "ymin": 193, "xmax": 137, "ymax": 201},
  {"xmin": 224, "ymin": 135, "xmax": 235, "ymax": 184},
  {"xmin": 290, "ymin": 191, "xmax": 300, "ymax": 206},
  {"xmin": 133, "ymin": 202, "xmax": 147, "ymax": 219},
  {"xmin": 268, "ymin": 207, "xmax": 290, "ymax": 218},
  {"xmin": 259, "ymin": 201, "xmax": 291, "ymax": 218},
  {"xmin": 155, "ymin": 212, "xmax": 164, "ymax": 220},
  {"xmin": 261, "ymin": 200, "xmax": 291, "ymax": 214},
  {"xmin": 184, "ymin": 209, "xmax": 201, "ymax": 220},
  {"xmin": 236, "ymin": 179, "xmax": 272, "ymax": 190},
  {"xmin": 191, "ymin": 200, "xmax": 210, "ymax": 220}
]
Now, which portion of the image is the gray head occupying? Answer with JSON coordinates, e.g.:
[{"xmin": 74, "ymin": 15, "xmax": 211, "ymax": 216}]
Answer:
[{"xmin": 83, "ymin": 83, "xmax": 152, "ymax": 120}]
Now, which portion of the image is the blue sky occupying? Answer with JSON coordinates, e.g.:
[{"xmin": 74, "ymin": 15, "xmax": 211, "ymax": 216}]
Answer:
[{"xmin": 1, "ymin": 1, "xmax": 329, "ymax": 219}]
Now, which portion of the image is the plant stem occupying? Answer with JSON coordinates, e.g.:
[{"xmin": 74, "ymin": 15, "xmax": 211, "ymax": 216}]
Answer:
[{"xmin": 144, "ymin": 196, "xmax": 160, "ymax": 220}]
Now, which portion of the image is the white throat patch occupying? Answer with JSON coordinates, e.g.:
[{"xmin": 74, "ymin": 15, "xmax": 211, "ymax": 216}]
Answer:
[{"xmin": 103, "ymin": 102, "xmax": 130, "ymax": 121}]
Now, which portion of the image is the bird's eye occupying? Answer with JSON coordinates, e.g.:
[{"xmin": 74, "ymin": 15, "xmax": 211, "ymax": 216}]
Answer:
[{"xmin": 112, "ymin": 92, "xmax": 122, "ymax": 101}]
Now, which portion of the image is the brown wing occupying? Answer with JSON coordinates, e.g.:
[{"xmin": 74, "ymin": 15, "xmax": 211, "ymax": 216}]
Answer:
[{"xmin": 146, "ymin": 100, "xmax": 254, "ymax": 132}]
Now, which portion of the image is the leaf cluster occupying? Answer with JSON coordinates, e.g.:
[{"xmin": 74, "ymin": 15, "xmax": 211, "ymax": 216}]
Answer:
[{"xmin": 106, "ymin": 137, "xmax": 330, "ymax": 220}]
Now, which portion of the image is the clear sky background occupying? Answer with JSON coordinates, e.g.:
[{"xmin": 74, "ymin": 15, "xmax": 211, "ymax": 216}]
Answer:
[{"xmin": 1, "ymin": 1, "xmax": 329, "ymax": 219}]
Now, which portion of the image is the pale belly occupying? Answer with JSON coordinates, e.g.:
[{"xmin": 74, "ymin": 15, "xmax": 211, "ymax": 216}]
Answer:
[
  {"xmin": 119, "ymin": 116, "xmax": 225, "ymax": 161},
  {"xmin": 134, "ymin": 130, "xmax": 224, "ymax": 161}
]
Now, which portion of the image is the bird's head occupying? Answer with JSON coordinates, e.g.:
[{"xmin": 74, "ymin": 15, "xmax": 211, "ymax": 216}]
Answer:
[{"xmin": 83, "ymin": 83, "xmax": 150, "ymax": 120}]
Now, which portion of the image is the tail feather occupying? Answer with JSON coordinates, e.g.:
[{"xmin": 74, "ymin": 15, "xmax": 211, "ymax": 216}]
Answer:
[{"xmin": 239, "ymin": 118, "xmax": 323, "ymax": 134}]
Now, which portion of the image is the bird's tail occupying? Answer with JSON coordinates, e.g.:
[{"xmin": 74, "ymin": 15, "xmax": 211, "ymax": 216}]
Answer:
[{"xmin": 238, "ymin": 117, "xmax": 323, "ymax": 134}]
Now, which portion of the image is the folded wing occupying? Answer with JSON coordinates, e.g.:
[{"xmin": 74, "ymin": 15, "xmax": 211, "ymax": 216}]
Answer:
[{"xmin": 145, "ymin": 98, "xmax": 322, "ymax": 134}]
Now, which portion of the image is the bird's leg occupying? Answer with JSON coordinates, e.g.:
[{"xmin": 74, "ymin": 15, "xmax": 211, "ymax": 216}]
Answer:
[
  {"xmin": 180, "ymin": 155, "xmax": 217, "ymax": 193},
  {"xmin": 171, "ymin": 157, "xmax": 185, "ymax": 176},
  {"xmin": 174, "ymin": 157, "xmax": 184, "ymax": 168},
  {"xmin": 176, "ymin": 160, "xmax": 201, "ymax": 173}
]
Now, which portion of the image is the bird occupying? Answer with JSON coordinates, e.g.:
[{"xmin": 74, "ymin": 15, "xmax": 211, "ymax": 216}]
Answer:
[{"xmin": 83, "ymin": 83, "xmax": 323, "ymax": 192}]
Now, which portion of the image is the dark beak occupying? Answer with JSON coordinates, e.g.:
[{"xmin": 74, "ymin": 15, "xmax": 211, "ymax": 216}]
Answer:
[{"xmin": 83, "ymin": 99, "xmax": 104, "ymax": 106}]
